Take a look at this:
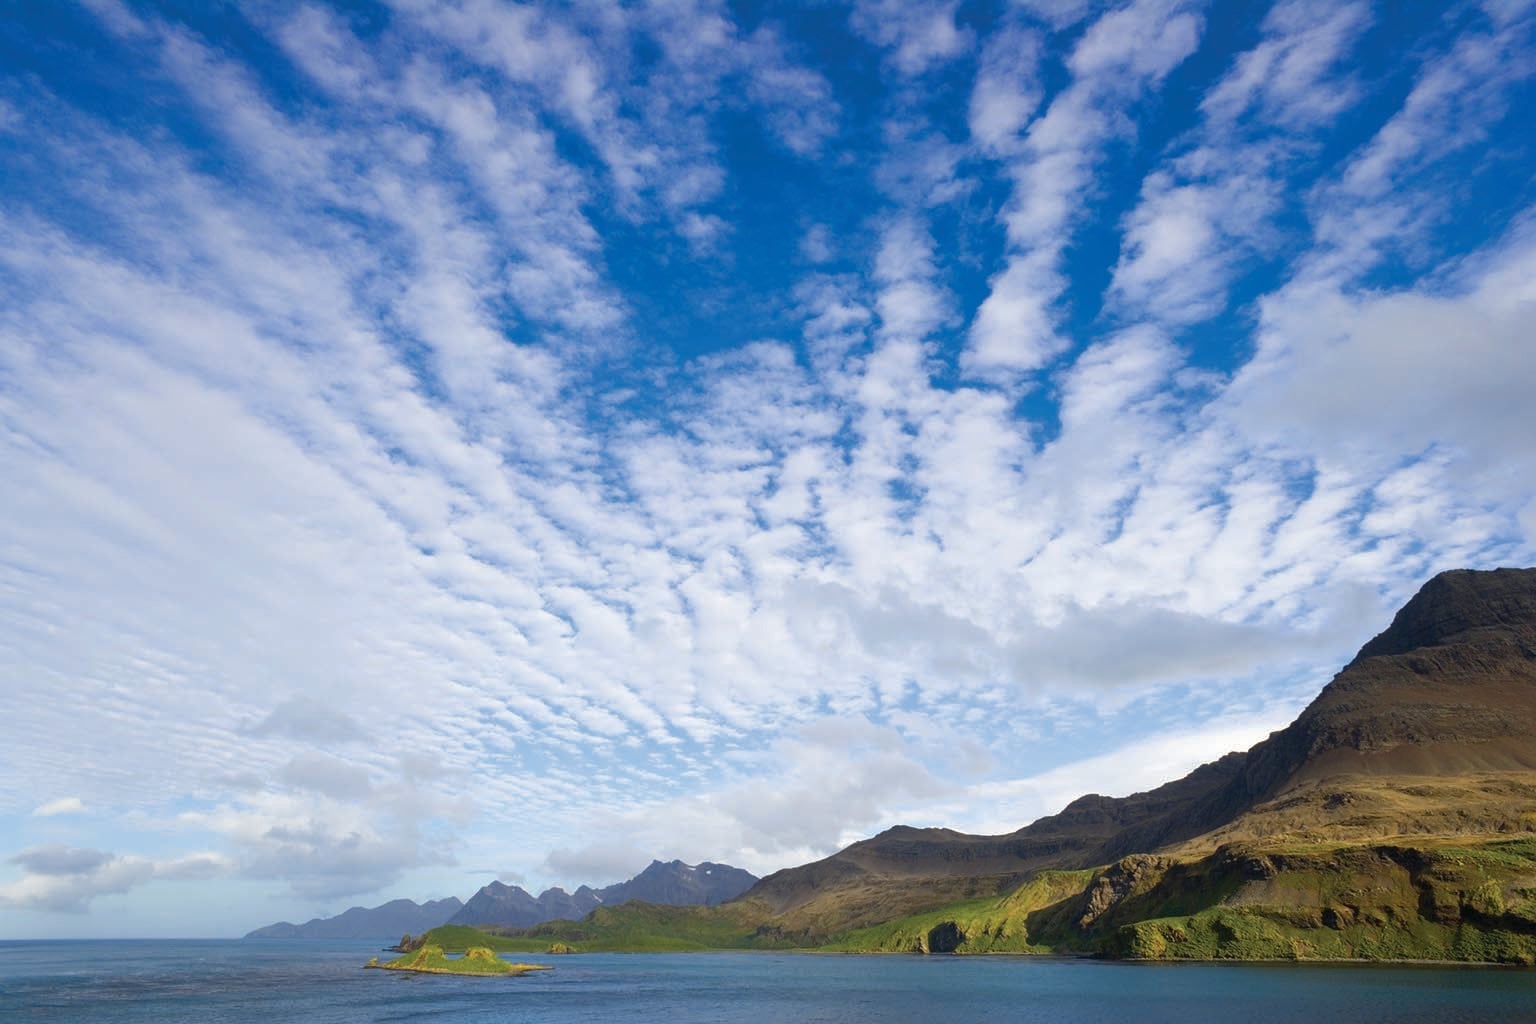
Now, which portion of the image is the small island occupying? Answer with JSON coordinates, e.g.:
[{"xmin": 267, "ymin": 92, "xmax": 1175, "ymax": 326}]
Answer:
[{"xmin": 366, "ymin": 944, "xmax": 551, "ymax": 977}]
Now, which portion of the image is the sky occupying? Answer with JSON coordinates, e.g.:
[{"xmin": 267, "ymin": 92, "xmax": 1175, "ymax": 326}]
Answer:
[{"xmin": 0, "ymin": 0, "xmax": 1533, "ymax": 939}]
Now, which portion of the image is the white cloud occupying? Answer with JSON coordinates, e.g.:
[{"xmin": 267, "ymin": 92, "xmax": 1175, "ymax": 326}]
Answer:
[
  {"xmin": 1013, "ymin": 0, "xmax": 1099, "ymax": 31},
  {"xmin": 963, "ymin": 251, "xmax": 1067, "ymax": 373},
  {"xmin": 11, "ymin": 846, "xmax": 114, "ymax": 876},
  {"xmin": 851, "ymin": 0, "xmax": 973, "ymax": 76},
  {"xmin": 944, "ymin": 710, "xmax": 1299, "ymax": 836},
  {"xmin": 874, "ymin": 122, "xmax": 971, "ymax": 206},
  {"xmin": 873, "ymin": 215, "xmax": 953, "ymax": 343},
  {"xmin": 1108, "ymin": 0, "xmax": 1371, "ymax": 328},
  {"xmin": 965, "ymin": 0, "xmax": 1206, "ymax": 374},
  {"xmin": 1201, "ymin": 0, "xmax": 1371, "ymax": 128},
  {"xmin": 0, "ymin": 846, "xmax": 233, "ymax": 913},
  {"xmin": 799, "ymin": 223, "xmax": 835, "ymax": 264},
  {"xmin": 1068, "ymin": 0, "xmax": 1201, "ymax": 82},
  {"xmin": 1305, "ymin": 13, "xmax": 1536, "ymax": 281},
  {"xmin": 969, "ymin": 24, "xmax": 1044, "ymax": 155},
  {"xmin": 32, "ymin": 797, "xmax": 87, "ymax": 818},
  {"xmin": 248, "ymin": 698, "xmax": 367, "ymax": 745},
  {"xmin": 1337, "ymin": 27, "xmax": 1515, "ymax": 200},
  {"xmin": 1227, "ymin": 217, "xmax": 1536, "ymax": 493},
  {"xmin": 743, "ymin": 26, "xmax": 841, "ymax": 156},
  {"xmin": 538, "ymin": 718, "xmax": 965, "ymax": 879},
  {"xmin": 1110, "ymin": 167, "xmax": 1279, "ymax": 324},
  {"xmin": 541, "ymin": 842, "xmax": 650, "ymax": 887}
]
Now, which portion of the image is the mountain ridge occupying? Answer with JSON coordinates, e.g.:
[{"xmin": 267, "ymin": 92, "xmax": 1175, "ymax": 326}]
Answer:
[
  {"xmin": 245, "ymin": 859, "xmax": 757, "ymax": 938},
  {"xmin": 449, "ymin": 859, "xmax": 757, "ymax": 928},
  {"xmin": 739, "ymin": 567, "xmax": 1536, "ymax": 935},
  {"xmin": 245, "ymin": 897, "xmax": 464, "ymax": 940}
]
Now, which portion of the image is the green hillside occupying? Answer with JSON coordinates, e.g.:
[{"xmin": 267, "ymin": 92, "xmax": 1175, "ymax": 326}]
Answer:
[
  {"xmin": 414, "ymin": 836, "xmax": 1536, "ymax": 964},
  {"xmin": 828, "ymin": 837, "xmax": 1536, "ymax": 963}
]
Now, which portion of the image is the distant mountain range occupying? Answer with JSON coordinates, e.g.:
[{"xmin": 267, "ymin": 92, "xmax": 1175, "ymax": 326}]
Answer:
[
  {"xmin": 450, "ymin": 859, "xmax": 757, "ymax": 928},
  {"xmin": 245, "ymin": 859, "xmax": 756, "ymax": 939},
  {"xmin": 245, "ymin": 897, "xmax": 464, "ymax": 940}
]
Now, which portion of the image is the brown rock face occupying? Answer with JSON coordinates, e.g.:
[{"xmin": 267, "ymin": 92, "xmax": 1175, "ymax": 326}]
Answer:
[
  {"xmin": 1351, "ymin": 568, "xmax": 1536, "ymax": 663},
  {"xmin": 1215, "ymin": 567, "xmax": 1536, "ymax": 802},
  {"xmin": 738, "ymin": 567, "xmax": 1536, "ymax": 935},
  {"xmin": 1077, "ymin": 855, "xmax": 1163, "ymax": 931}
]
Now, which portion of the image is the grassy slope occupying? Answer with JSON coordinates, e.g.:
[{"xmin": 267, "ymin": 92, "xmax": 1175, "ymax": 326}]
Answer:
[
  {"xmin": 828, "ymin": 837, "xmax": 1536, "ymax": 963},
  {"xmin": 821, "ymin": 871, "xmax": 1097, "ymax": 953},
  {"xmin": 1107, "ymin": 838, "xmax": 1536, "ymax": 963}
]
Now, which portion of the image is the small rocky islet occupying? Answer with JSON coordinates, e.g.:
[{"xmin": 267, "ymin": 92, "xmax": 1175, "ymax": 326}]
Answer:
[{"xmin": 366, "ymin": 944, "xmax": 550, "ymax": 977}]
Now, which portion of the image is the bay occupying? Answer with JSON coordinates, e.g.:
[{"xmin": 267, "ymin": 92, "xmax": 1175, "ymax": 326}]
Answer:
[{"xmin": 3, "ymin": 940, "xmax": 1535, "ymax": 1023}]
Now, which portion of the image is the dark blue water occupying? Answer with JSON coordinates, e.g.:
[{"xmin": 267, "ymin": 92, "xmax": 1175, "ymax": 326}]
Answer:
[{"xmin": 3, "ymin": 941, "xmax": 1535, "ymax": 1023}]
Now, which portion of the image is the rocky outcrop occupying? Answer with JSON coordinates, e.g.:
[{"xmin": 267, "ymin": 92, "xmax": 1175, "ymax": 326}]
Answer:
[{"xmin": 1076, "ymin": 855, "xmax": 1163, "ymax": 931}]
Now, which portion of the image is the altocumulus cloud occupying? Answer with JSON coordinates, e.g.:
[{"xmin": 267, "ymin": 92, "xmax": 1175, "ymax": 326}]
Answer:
[{"xmin": 0, "ymin": 0, "xmax": 1532, "ymax": 929}]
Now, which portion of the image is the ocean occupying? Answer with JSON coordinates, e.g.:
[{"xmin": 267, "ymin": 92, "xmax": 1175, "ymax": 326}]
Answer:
[{"xmin": 3, "ymin": 941, "xmax": 1535, "ymax": 1022}]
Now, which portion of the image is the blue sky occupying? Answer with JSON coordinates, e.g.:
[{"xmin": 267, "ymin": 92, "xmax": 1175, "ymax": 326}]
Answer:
[{"xmin": 1, "ymin": 0, "xmax": 1533, "ymax": 938}]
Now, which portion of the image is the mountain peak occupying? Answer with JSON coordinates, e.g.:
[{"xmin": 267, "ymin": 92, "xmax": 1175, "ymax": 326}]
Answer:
[{"xmin": 1351, "ymin": 567, "xmax": 1536, "ymax": 664}]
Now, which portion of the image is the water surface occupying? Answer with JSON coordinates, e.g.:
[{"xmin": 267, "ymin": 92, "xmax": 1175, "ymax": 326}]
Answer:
[{"xmin": 3, "ymin": 940, "xmax": 1534, "ymax": 1022}]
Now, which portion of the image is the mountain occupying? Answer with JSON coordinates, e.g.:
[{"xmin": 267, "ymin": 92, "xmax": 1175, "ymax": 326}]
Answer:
[
  {"xmin": 745, "ymin": 568, "xmax": 1536, "ymax": 938},
  {"xmin": 601, "ymin": 860, "xmax": 758, "ymax": 907},
  {"xmin": 449, "ymin": 860, "xmax": 758, "ymax": 928},
  {"xmin": 247, "ymin": 859, "xmax": 757, "ymax": 939},
  {"xmin": 449, "ymin": 881, "xmax": 600, "ymax": 929},
  {"xmin": 244, "ymin": 897, "xmax": 463, "ymax": 940}
]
